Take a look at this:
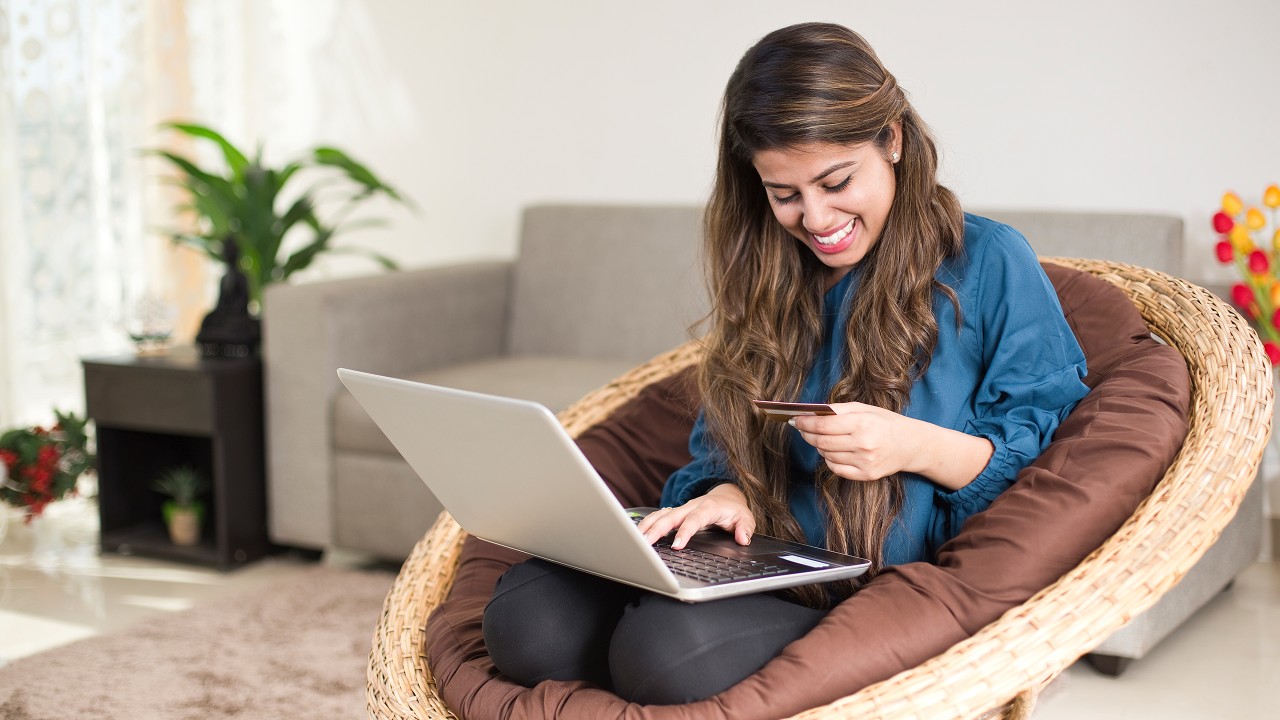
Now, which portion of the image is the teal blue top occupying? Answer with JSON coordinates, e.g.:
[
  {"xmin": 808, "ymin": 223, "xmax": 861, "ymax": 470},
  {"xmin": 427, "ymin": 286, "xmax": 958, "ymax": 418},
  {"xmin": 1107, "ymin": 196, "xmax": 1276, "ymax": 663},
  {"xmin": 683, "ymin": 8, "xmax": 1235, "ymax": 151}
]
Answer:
[{"xmin": 660, "ymin": 214, "xmax": 1090, "ymax": 565}]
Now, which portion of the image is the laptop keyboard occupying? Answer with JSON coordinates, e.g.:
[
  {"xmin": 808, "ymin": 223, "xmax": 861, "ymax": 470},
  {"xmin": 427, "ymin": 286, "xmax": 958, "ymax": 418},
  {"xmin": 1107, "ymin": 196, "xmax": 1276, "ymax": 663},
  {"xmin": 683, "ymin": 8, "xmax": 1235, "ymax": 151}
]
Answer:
[{"xmin": 653, "ymin": 540, "xmax": 790, "ymax": 585}]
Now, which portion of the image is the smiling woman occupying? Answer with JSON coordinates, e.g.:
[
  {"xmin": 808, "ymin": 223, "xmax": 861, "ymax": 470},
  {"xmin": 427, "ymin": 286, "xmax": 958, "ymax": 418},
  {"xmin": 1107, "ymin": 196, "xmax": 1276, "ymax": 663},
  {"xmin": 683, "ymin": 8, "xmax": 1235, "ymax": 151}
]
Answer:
[{"xmin": 481, "ymin": 21, "xmax": 1091, "ymax": 704}]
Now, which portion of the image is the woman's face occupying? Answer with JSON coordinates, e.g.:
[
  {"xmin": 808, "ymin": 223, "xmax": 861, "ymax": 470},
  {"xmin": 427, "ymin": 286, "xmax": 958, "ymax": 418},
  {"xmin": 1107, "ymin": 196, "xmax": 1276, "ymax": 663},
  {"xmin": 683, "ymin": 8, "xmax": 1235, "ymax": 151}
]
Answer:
[{"xmin": 751, "ymin": 128, "xmax": 900, "ymax": 282}]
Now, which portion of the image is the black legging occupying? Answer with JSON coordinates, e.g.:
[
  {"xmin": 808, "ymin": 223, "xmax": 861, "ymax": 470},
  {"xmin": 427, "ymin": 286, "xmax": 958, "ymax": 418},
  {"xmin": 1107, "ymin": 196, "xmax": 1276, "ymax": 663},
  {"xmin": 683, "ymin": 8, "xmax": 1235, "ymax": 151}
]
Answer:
[{"xmin": 482, "ymin": 559, "xmax": 827, "ymax": 705}]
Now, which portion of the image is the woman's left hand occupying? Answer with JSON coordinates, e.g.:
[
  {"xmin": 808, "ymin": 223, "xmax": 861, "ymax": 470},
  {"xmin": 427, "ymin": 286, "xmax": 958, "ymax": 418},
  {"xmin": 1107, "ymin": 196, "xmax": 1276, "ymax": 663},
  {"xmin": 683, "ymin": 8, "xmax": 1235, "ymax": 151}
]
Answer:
[
  {"xmin": 790, "ymin": 402, "xmax": 919, "ymax": 482},
  {"xmin": 791, "ymin": 402, "xmax": 994, "ymax": 490}
]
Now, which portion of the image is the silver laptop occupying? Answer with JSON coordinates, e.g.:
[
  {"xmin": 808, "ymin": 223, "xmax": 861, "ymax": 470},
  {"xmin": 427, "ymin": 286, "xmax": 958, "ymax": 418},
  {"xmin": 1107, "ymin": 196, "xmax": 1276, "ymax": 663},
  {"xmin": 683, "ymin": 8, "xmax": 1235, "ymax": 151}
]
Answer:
[{"xmin": 337, "ymin": 368, "xmax": 870, "ymax": 602}]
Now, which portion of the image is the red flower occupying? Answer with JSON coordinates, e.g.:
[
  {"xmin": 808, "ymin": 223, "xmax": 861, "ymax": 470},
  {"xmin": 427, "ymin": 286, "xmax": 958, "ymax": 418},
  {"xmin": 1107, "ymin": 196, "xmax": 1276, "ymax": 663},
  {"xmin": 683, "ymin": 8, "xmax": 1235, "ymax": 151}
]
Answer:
[
  {"xmin": 20, "ymin": 464, "xmax": 51, "ymax": 486},
  {"xmin": 1232, "ymin": 283, "xmax": 1255, "ymax": 308},
  {"xmin": 1213, "ymin": 212, "xmax": 1235, "ymax": 234},
  {"xmin": 37, "ymin": 445, "xmax": 59, "ymax": 467},
  {"xmin": 1215, "ymin": 241, "xmax": 1235, "ymax": 263},
  {"xmin": 1249, "ymin": 250, "xmax": 1271, "ymax": 274},
  {"xmin": 1265, "ymin": 341, "xmax": 1280, "ymax": 365},
  {"xmin": 0, "ymin": 449, "xmax": 16, "ymax": 466}
]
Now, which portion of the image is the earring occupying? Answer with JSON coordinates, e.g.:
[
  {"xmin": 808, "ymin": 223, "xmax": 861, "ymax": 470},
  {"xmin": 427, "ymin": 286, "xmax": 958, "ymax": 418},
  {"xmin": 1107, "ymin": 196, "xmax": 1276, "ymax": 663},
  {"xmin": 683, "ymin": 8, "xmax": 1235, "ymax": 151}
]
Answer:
[{"xmin": 891, "ymin": 151, "xmax": 900, "ymax": 163}]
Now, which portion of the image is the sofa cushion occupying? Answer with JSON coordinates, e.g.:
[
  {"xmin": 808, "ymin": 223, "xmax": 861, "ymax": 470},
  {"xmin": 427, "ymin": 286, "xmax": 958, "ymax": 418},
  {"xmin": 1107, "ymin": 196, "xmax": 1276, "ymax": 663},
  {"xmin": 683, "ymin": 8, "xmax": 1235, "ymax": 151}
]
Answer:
[
  {"xmin": 977, "ymin": 209, "xmax": 1184, "ymax": 277},
  {"xmin": 332, "ymin": 356, "xmax": 639, "ymax": 456},
  {"xmin": 423, "ymin": 263, "xmax": 1191, "ymax": 719},
  {"xmin": 508, "ymin": 205, "xmax": 708, "ymax": 361}
]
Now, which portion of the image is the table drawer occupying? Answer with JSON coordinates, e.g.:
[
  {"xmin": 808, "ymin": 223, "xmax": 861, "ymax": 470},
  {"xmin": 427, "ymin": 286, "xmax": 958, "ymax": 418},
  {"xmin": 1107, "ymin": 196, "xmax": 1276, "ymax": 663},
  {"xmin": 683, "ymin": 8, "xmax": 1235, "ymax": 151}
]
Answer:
[{"xmin": 84, "ymin": 363, "xmax": 214, "ymax": 435}]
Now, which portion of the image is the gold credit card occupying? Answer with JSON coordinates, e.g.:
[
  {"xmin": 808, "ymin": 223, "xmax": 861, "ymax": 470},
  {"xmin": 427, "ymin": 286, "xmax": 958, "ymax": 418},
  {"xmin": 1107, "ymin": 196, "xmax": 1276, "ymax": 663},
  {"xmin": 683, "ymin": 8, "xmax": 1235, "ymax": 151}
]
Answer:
[{"xmin": 752, "ymin": 400, "xmax": 837, "ymax": 422}]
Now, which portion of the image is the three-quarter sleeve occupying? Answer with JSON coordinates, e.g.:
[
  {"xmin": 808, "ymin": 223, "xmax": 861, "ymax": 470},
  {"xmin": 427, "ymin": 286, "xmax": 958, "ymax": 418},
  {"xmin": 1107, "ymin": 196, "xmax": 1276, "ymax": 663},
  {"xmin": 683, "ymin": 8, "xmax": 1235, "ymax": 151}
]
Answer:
[
  {"xmin": 659, "ymin": 410, "xmax": 734, "ymax": 507},
  {"xmin": 933, "ymin": 225, "xmax": 1090, "ymax": 536}
]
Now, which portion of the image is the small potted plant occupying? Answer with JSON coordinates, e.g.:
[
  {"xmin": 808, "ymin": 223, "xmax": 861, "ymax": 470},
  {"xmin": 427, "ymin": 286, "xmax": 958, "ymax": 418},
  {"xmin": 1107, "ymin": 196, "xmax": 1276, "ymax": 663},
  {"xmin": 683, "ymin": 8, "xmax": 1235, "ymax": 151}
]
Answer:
[{"xmin": 151, "ymin": 465, "xmax": 209, "ymax": 546}]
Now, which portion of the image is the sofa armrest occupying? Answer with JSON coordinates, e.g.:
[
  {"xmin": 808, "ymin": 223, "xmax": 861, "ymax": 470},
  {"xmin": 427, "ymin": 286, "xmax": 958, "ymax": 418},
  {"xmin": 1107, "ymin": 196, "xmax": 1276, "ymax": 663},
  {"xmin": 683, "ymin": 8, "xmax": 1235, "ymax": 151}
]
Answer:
[{"xmin": 262, "ymin": 261, "xmax": 514, "ymax": 549}]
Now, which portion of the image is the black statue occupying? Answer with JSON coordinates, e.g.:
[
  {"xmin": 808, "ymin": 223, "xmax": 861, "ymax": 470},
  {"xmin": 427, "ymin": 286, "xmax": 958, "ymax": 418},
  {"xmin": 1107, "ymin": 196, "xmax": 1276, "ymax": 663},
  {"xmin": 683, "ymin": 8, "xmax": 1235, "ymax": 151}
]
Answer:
[{"xmin": 196, "ymin": 238, "xmax": 261, "ymax": 359}]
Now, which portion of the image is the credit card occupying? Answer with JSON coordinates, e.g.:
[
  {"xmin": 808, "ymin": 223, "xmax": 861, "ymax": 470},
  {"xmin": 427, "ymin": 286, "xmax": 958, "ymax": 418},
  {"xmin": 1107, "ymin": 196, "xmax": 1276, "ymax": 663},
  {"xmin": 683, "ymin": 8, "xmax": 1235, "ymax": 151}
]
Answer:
[{"xmin": 752, "ymin": 400, "xmax": 836, "ymax": 422}]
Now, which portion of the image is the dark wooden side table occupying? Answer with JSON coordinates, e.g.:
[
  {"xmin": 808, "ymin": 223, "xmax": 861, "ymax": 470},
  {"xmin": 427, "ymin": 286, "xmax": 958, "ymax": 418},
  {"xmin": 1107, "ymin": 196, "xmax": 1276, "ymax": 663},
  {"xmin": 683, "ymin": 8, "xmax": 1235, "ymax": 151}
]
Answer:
[{"xmin": 82, "ymin": 346, "xmax": 272, "ymax": 569}]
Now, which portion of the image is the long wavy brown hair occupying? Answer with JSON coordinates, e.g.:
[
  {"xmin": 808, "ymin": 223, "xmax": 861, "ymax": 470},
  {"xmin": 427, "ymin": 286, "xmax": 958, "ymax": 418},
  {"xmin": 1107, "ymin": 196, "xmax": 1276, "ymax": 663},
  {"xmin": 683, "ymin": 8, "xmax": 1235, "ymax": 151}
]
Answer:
[{"xmin": 699, "ymin": 23, "xmax": 965, "ymax": 607}]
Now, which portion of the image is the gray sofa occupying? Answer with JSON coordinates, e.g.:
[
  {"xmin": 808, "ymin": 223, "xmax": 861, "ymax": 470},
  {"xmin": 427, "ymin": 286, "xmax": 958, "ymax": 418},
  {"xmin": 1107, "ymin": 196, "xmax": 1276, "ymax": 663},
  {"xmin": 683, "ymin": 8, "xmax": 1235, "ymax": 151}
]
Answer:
[{"xmin": 262, "ymin": 203, "xmax": 1260, "ymax": 673}]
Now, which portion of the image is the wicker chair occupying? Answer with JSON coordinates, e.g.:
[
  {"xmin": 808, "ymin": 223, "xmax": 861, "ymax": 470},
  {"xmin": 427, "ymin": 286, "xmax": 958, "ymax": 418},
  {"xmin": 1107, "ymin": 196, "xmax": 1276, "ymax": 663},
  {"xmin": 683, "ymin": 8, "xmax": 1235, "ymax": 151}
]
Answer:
[{"xmin": 366, "ymin": 259, "xmax": 1272, "ymax": 720}]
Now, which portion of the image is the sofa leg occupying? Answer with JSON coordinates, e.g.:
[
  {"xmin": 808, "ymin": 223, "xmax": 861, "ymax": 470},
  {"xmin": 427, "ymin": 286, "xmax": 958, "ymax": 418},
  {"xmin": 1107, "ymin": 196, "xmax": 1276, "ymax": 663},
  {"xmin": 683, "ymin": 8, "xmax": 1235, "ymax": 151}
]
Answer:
[{"xmin": 1085, "ymin": 653, "xmax": 1132, "ymax": 677}]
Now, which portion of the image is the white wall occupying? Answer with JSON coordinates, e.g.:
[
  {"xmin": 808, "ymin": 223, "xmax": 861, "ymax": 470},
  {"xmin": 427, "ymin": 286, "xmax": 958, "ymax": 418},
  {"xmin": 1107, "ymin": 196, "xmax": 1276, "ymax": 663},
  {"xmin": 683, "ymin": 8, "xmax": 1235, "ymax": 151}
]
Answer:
[{"xmin": 230, "ymin": 0, "xmax": 1280, "ymax": 288}]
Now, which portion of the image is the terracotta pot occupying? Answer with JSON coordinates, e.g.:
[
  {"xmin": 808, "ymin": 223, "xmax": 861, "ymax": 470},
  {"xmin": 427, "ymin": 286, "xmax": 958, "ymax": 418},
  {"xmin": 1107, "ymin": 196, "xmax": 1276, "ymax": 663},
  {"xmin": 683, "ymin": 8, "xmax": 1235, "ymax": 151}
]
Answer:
[{"xmin": 167, "ymin": 507, "xmax": 201, "ymax": 546}]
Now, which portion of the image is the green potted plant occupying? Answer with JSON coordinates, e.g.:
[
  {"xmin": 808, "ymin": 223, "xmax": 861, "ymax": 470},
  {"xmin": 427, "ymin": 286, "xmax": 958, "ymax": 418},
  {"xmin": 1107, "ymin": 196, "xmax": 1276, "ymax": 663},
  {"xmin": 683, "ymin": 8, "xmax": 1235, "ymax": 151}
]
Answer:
[
  {"xmin": 151, "ymin": 465, "xmax": 209, "ymax": 546},
  {"xmin": 152, "ymin": 121, "xmax": 413, "ymax": 310}
]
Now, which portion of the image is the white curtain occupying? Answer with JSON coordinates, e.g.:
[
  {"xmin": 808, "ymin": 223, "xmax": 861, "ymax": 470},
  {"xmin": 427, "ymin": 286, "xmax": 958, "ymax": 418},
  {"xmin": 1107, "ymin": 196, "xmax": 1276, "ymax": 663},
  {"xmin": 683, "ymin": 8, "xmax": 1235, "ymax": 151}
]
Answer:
[
  {"xmin": 0, "ymin": 0, "xmax": 392, "ymax": 428},
  {"xmin": 0, "ymin": 0, "xmax": 242, "ymax": 428}
]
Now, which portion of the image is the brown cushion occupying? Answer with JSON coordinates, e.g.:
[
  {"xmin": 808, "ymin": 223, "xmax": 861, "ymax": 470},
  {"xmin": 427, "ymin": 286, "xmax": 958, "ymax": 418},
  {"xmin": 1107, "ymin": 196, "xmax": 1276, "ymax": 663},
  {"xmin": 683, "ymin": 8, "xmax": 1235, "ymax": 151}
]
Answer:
[{"xmin": 423, "ymin": 263, "xmax": 1191, "ymax": 719}]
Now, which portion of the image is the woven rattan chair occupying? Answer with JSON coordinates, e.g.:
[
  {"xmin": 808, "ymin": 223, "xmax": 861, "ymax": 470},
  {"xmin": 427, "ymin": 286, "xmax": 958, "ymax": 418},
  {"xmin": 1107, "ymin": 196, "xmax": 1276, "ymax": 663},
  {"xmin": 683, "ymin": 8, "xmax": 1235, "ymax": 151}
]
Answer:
[{"xmin": 366, "ymin": 258, "xmax": 1271, "ymax": 720}]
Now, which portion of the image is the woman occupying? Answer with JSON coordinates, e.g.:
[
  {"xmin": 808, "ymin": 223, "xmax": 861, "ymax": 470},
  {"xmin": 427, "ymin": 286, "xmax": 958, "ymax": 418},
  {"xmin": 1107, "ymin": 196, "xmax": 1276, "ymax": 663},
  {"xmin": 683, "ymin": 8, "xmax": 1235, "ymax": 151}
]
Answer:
[{"xmin": 483, "ymin": 22, "xmax": 1089, "ymax": 706}]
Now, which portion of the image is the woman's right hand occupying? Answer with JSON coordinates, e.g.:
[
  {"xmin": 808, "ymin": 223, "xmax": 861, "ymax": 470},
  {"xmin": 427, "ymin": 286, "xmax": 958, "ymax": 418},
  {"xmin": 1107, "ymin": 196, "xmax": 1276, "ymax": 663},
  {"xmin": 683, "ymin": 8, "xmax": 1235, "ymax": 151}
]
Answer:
[{"xmin": 635, "ymin": 483, "xmax": 755, "ymax": 550}]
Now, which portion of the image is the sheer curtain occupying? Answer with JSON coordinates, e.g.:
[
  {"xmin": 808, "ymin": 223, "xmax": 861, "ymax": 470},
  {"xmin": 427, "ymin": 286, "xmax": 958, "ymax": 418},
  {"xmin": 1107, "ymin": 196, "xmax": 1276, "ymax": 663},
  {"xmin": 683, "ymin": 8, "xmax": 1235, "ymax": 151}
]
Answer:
[{"xmin": 0, "ymin": 0, "xmax": 240, "ymax": 428}]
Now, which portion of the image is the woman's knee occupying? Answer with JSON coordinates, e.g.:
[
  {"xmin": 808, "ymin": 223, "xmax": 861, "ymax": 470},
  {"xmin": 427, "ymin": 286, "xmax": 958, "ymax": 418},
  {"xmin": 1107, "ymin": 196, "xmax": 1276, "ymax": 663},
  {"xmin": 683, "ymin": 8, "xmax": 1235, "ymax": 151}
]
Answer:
[
  {"xmin": 483, "ymin": 559, "xmax": 636, "ymax": 687},
  {"xmin": 608, "ymin": 593, "xmax": 826, "ymax": 705}
]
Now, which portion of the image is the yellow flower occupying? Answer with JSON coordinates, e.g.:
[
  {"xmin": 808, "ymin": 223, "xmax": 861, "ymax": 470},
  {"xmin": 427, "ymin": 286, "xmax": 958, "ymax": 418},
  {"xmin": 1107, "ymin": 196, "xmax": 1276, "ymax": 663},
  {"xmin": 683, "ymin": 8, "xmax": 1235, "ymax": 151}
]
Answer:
[
  {"xmin": 1223, "ymin": 191, "xmax": 1244, "ymax": 216},
  {"xmin": 1270, "ymin": 282, "xmax": 1280, "ymax": 308},
  {"xmin": 1231, "ymin": 225, "xmax": 1254, "ymax": 252},
  {"xmin": 1274, "ymin": 229, "xmax": 1280, "ymax": 253},
  {"xmin": 1247, "ymin": 207, "xmax": 1267, "ymax": 230},
  {"xmin": 1265, "ymin": 184, "xmax": 1280, "ymax": 209}
]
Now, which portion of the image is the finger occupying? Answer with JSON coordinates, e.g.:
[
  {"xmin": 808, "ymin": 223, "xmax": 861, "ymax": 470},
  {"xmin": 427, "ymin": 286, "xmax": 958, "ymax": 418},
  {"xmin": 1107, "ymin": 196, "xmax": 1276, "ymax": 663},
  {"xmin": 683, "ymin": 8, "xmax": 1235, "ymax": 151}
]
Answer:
[
  {"xmin": 789, "ymin": 415, "xmax": 838, "ymax": 434},
  {"xmin": 637, "ymin": 507, "xmax": 675, "ymax": 534},
  {"xmin": 791, "ymin": 415, "xmax": 858, "ymax": 438},
  {"xmin": 825, "ymin": 458, "xmax": 873, "ymax": 481},
  {"xmin": 635, "ymin": 509, "xmax": 662, "ymax": 536},
  {"xmin": 731, "ymin": 515, "xmax": 755, "ymax": 545},
  {"xmin": 640, "ymin": 508, "xmax": 684, "ymax": 544},
  {"xmin": 826, "ymin": 401, "xmax": 865, "ymax": 414},
  {"xmin": 816, "ymin": 450, "xmax": 871, "ymax": 466},
  {"xmin": 798, "ymin": 431, "xmax": 860, "ymax": 452},
  {"xmin": 709, "ymin": 510, "xmax": 750, "ymax": 539},
  {"xmin": 671, "ymin": 512, "xmax": 712, "ymax": 550},
  {"xmin": 792, "ymin": 426, "xmax": 829, "ymax": 448}
]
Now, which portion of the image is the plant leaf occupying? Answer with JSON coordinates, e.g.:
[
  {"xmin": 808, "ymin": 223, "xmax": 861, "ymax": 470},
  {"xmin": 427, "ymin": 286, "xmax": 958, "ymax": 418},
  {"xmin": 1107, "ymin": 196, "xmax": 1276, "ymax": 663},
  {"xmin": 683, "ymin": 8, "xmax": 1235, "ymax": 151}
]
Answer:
[
  {"xmin": 279, "ymin": 194, "xmax": 316, "ymax": 234},
  {"xmin": 162, "ymin": 121, "xmax": 250, "ymax": 176},
  {"xmin": 167, "ymin": 233, "xmax": 222, "ymax": 261},
  {"xmin": 152, "ymin": 151, "xmax": 241, "ymax": 234},
  {"xmin": 280, "ymin": 223, "xmax": 337, "ymax": 277},
  {"xmin": 151, "ymin": 150, "xmax": 222, "ymax": 189},
  {"xmin": 276, "ymin": 160, "xmax": 303, "ymax": 189},
  {"xmin": 311, "ymin": 147, "xmax": 410, "ymax": 206}
]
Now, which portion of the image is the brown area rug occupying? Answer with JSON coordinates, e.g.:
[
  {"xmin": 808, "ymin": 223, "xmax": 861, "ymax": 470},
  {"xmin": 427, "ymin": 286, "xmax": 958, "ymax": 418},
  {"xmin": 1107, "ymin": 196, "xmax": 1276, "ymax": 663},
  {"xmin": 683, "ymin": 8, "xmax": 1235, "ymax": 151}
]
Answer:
[{"xmin": 0, "ymin": 565, "xmax": 395, "ymax": 720}]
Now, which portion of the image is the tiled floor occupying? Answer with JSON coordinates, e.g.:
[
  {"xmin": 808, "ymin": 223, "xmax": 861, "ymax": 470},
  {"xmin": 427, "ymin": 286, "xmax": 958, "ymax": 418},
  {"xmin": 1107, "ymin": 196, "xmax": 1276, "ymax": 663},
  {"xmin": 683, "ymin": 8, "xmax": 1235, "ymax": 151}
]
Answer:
[
  {"xmin": 0, "ymin": 498, "xmax": 319, "ymax": 664},
  {"xmin": 1034, "ymin": 560, "xmax": 1279, "ymax": 718},
  {"xmin": 1, "ymin": 499, "xmax": 1277, "ymax": 717}
]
